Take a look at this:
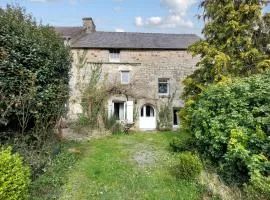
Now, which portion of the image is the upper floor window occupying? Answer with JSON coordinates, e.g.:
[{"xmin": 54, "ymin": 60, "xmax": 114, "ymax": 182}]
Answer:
[
  {"xmin": 121, "ymin": 71, "xmax": 130, "ymax": 84},
  {"xmin": 158, "ymin": 78, "xmax": 169, "ymax": 95},
  {"xmin": 109, "ymin": 49, "xmax": 120, "ymax": 62}
]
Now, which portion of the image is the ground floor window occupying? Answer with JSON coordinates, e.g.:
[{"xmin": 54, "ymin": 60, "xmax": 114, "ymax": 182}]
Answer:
[
  {"xmin": 109, "ymin": 101, "xmax": 134, "ymax": 123},
  {"xmin": 114, "ymin": 102, "xmax": 125, "ymax": 120},
  {"xmin": 173, "ymin": 108, "xmax": 180, "ymax": 126}
]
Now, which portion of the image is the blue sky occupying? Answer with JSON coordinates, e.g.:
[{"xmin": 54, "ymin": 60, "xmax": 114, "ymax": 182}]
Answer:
[{"xmin": 0, "ymin": 0, "xmax": 269, "ymax": 36}]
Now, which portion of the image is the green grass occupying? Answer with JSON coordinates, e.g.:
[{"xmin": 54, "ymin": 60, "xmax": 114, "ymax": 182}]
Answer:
[{"xmin": 30, "ymin": 131, "xmax": 206, "ymax": 200}]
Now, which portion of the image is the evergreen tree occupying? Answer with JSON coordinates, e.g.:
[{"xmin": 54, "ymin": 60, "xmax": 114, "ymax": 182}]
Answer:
[
  {"xmin": 183, "ymin": 0, "xmax": 270, "ymax": 99},
  {"xmin": 0, "ymin": 5, "xmax": 71, "ymax": 133}
]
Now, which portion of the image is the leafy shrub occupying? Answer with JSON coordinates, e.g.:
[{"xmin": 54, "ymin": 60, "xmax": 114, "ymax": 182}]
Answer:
[
  {"xmin": 186, "ymin": 73, "xmax": 270, "ymax": 184},
  {"xmin": 0, "ymin": 5, "xmax": 71, "ymax": 133},
  {"xmin": 170, "ymin": 132, "xmax": 196, "ymax": 152},
  {"xmin": 102, "ymin": 114, "xmax": 123, "ymax": 134},
  {"xmin": 111, "ymin": 122, "xmax": 123, "ymax": 135},
  {"xmin": 75, "ymin": 115, "xmax": 90, "ymax": 127},
  {"xmin": 0, "ymin": 131, "xmax": 61, "ymax": 180},
  {"xmin": 172, "ymin": 152, "xmax": 202, "ymax": 180},
  {"xmin": 0, "ymin": 146, "xmax": 30, "ymax": 200},
  {"xmin": 103, "ymin": 115, "xmax": 118, "ymax": 130}
]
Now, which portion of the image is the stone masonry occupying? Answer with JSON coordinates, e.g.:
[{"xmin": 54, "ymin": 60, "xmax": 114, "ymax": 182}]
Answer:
[{"xmin": 68, "ymin": 48, "xmax": 199, "ymax": 129}]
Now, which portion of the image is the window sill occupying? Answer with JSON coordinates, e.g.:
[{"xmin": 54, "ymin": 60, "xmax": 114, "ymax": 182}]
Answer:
[
  {"xmin": 158, "ymin": 93, "xmax": 170, "ymax": 96},
  {"xmin": 109, "ymin": 59, "xmax": 120, "ymax": 63}
]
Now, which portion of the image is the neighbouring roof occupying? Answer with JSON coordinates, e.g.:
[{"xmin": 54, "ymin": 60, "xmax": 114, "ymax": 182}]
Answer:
[
  {"xmin": 54, "ymin": 27, "xmax": 84, "ymax": 39},
  {"xmin": 54, "ymin": 27, "xmax": 200, "ymax": 50}
]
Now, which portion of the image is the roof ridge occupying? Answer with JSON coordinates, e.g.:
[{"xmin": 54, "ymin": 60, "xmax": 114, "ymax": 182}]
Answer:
[
  {"xmin": 53, "ymin": 26, "xmax": 199, "ymax": 37},
  {"xmin": 54, "ymin": 26, "xmax": 83, "ymax": 29},
  {"xmin": 94, "ymin": 31, "xmax": 199, "ymax": 36}
]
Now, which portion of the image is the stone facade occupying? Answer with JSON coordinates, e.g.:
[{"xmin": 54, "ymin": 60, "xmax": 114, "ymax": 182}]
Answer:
[{"xmin": 68, "ymin": 48, "xmax": 199, "ymax": 130}]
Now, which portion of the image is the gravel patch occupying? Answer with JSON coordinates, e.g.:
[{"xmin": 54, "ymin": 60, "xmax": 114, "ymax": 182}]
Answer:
[{"xmin": 132, "ymin": 150, "xmax": 156, "ymax": 167}]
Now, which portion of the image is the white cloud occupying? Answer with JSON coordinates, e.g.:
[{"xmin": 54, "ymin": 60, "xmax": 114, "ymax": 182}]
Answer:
[
  {"xmin": 135, "ymin": 15, "xmax": 193, "ymax": 29},
  {"xmin": 135, "ymin": 16, "xmax": 144, "ymax": 27},
  {"xmin": 161, "ymin": 15, "xmax": 193, "ymax": 28},
  {"xmin": 146, "ymin": 17, "xmax": 162, "ymax": 25},
  {"xmin": 161, "ymin": 0, "xmax": 198, "ymax": 16},
  {"xmin": 115, "ymin": 28, "xmax": 125, "ymax": 32},
  {"xmin": 134, "ymin": 0, "xmax": 198, "ymax": 30}
]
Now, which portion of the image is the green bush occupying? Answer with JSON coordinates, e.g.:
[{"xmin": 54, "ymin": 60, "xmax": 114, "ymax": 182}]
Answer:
[
  {"xmin": 172, "ymin": 152, "xmax": 202, "ymax": 180},
  {"xmin": 186, "ymin": 72, "xmax": 270, "ymax": 184},
  {"xmin": 12, "ymin": 132, "xmax": 61, "ymax": 179},
  {"xmin": 170, "ymin": 132, "xmax": 196, "ymax": 152},
  {"xmin": 0, "ymin": 5, "xmax": 71, "ymax": 133},
  {"xmin": 0, "ymin": 147, "xmax": 30, "ymax": 200}
]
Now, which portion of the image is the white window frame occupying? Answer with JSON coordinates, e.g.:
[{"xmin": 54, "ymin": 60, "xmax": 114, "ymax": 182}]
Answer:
[
  {"xmin": 158, "ymin": 78, "xmax": 169, "ymax": 95},
  {"xmin": 109, "ymin": 49, "xmax": 120, "ymax": 62},
  {"xmin": 121, "ymin": 71, "xmax": 130, "ymax": 84}
]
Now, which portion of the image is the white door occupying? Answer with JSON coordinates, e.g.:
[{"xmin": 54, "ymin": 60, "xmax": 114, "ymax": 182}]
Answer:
[{"xmin": 139, "ymin": 105, "xmax": 156, "ymax": 130}]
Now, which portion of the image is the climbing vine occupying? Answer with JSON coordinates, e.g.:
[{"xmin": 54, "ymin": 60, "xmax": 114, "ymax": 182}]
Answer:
[
  {"xmin": 158, "ymin": 91, "xmax": 176, "ymax": 130},
  {"xmin": 81, "ymin": 62, "xmax": 108, "ymax": 128}
]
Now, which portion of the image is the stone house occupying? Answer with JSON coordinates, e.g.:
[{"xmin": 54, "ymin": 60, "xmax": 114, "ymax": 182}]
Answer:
[{"xmin": 55, "ymin": 18, "xmax": 200, "ymax": 130}]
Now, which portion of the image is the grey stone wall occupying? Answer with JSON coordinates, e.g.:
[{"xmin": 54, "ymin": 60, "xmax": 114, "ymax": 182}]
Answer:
[{"xmin": 68, "ymin": 48, "xmax": 199, "ymax": 129}]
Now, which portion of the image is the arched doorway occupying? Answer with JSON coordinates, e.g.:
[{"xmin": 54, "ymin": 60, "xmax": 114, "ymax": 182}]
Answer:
[{"xmin": 139, "ymin": 104, "xmax": 156, "ymax": 130}]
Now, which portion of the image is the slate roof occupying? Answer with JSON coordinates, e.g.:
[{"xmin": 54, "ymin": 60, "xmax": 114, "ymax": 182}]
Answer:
[
  {"xmin": 54, "ymin": 27, "xmax": 84, "ymax": 41},
  {"xmin": 54, "ymin": 27, "xmax": 200, "ymax": 50}
]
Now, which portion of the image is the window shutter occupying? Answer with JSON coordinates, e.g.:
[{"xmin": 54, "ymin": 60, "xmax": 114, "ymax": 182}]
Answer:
[
  {"xmin": 126, "ymin": 101, "xmax": 133, "ymax": 123},
  {"xmin": 108, "ymin": 101, "xmax": 113, "ymax": 117}
]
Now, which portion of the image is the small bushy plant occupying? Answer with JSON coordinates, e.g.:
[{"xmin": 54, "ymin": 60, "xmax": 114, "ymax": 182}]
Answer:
[
  {"xmin": 103, "ymin": 115, "xmax": 118, "ymax": 130},
  {"xmin": 111, "ymin": 122, "xmax": 123, "ymax": 135},
  {"xmin": 0, "ymin": 146, "xmax": 30, "ymax": 200},
  {"xmin": 172, "ymin": 152, "xmax": 202, "ymax": 180}
]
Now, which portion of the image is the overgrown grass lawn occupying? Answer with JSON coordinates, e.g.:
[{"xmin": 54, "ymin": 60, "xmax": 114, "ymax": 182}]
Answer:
[{"xmin": 31, "ymin": 132, "xmax": 205, "ymax": 200}]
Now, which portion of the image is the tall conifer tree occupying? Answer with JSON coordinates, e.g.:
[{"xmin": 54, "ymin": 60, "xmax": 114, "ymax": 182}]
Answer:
[{"xmin": 183, "ymin": 0, "xmax": 270, "ymax": 99}]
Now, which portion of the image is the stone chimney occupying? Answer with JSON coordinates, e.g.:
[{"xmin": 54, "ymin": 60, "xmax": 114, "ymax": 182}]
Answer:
[{"xmin": 82, "ymin": 17, "xmax": 96, "ymax": 33}]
